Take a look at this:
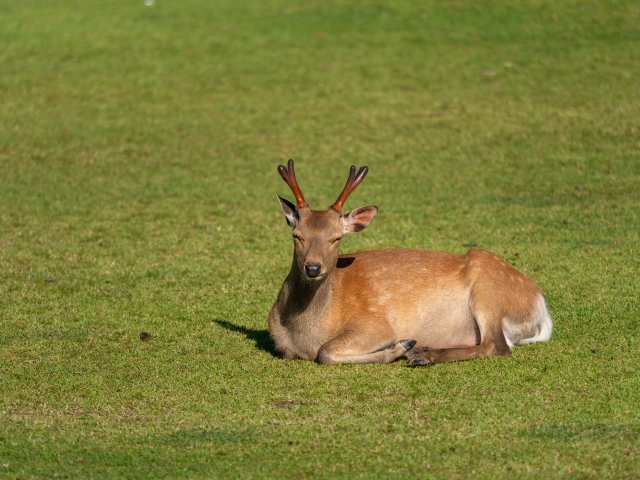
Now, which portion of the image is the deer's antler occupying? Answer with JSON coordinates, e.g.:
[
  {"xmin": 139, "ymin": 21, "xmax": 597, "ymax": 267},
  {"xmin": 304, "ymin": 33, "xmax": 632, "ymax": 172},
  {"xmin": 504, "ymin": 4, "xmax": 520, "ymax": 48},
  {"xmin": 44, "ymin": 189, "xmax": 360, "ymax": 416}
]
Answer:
[
  {"xmin": 330, "ymin": 165, "xmax": 368, "ymax": 212},
  {"xmin": 277, "ymin": 159, "xmax": 309, "ymax": 209}
]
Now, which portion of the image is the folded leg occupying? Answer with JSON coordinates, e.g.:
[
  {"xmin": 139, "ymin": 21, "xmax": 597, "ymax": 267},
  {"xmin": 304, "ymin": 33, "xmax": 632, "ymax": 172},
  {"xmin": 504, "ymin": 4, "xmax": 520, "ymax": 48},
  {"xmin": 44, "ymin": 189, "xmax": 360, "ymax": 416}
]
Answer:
[{"xmin": 317, "ymin": 322, "xmax": 416, "ymax": 365}]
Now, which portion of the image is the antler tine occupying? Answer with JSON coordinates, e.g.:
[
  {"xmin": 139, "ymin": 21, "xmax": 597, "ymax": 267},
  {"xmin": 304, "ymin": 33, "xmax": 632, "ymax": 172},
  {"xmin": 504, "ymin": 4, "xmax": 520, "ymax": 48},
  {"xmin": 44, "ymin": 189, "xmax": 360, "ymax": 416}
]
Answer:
[
  {"xmin": 351, "ymin": 165, "xmax": 369, "ymax": 190},
  {"xmin": 277, "ymin": 159, "xmax": 308, "ymax": 208},
  {"xmin": 330, "ymin": 165, "xmax": 369, "ymax": 212}
]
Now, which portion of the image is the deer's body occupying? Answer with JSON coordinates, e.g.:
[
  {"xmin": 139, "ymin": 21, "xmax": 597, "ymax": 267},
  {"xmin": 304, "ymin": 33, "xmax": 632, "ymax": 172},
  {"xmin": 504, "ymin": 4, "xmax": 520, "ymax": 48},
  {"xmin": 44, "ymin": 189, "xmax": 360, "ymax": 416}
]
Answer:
[{"xmin": 269, "ymin": 161, "xmax": 552, "ymax": 366}]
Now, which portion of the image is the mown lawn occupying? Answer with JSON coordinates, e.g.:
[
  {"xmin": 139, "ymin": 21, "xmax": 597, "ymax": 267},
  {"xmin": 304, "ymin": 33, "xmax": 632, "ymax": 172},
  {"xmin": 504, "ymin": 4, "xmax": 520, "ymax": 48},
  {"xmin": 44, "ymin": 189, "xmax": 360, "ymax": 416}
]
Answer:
[{"xmin": 1, "ymin": 0, "xmax": 639, "ymax": 478}]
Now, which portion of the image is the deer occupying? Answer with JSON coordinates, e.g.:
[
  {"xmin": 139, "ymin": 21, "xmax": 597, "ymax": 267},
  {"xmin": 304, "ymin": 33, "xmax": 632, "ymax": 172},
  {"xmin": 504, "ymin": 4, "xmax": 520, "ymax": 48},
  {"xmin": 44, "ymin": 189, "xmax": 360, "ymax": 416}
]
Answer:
[{"xmin": 268, "ymin": 160, "xmax": 553, "ymax": 366}]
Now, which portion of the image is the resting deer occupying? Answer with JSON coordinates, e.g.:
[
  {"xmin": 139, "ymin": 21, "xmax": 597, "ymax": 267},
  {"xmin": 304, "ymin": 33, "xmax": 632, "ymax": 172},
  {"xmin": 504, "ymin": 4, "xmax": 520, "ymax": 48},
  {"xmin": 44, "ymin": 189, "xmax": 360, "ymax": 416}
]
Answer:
[{"xmin": 268, "ymin": 160, "xmax": 552, "ymax": 366}]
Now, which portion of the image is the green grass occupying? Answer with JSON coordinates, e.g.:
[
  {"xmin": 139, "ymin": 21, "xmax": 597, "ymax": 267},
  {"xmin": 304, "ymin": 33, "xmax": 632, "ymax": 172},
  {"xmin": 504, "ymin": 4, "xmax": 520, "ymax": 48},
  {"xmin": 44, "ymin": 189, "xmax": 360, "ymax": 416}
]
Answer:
[{"xmin": 1, "ymin": 0, "xmax": 639, "ymax": 477}]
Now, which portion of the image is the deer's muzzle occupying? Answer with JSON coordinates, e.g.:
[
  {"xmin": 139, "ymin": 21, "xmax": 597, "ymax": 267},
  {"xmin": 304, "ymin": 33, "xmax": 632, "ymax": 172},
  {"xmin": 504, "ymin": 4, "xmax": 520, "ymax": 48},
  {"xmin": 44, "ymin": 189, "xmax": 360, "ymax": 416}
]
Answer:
[{"xmin": 304, "ymin": 263, "xmax": 322, "ymax": 278}]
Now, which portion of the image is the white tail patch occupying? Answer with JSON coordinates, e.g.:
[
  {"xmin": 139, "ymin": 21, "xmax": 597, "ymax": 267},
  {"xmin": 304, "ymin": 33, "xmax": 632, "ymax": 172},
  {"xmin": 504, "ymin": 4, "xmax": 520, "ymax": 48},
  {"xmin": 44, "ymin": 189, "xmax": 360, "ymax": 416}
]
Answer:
[{"xmin": 503, "ymin": 296, "xmax": 553, "ymax": 349}]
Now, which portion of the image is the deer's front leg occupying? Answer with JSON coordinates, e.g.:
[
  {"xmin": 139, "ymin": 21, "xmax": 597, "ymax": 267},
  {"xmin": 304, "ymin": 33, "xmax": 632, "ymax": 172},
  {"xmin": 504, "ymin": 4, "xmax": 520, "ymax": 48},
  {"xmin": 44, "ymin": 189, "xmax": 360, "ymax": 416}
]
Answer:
[{"xmin": 316, "ymin": 323, "xmax": 416, "ymax": 365}]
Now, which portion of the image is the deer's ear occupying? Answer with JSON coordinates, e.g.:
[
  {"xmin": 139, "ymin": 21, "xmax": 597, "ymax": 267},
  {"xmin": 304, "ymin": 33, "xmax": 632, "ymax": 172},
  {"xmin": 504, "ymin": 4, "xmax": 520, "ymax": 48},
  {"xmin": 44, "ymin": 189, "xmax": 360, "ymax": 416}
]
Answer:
[
  {"xmin": 343, "ymin": 205, "xmax": 378, "ymax": 233},
  {"xmin": 277, "ymin": 195, "xmax": 298, "ymax": 227}
]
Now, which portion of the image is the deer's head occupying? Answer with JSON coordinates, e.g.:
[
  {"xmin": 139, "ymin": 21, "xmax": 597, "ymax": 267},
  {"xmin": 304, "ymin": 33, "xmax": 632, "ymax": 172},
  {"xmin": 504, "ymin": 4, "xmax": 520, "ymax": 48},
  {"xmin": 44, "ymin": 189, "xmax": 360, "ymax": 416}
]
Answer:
[{"xmin": 277, "ymin": 160, "xmax": 378, "ymax": 281}]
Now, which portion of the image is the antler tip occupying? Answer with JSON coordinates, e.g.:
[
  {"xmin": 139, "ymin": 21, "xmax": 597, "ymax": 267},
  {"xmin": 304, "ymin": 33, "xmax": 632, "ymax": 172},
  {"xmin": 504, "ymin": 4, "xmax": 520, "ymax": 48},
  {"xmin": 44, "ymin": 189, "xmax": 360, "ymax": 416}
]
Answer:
[
  {"xmin": 330, "ymin": 164, "xmax": 370, "ymax": 212},
  {"xmin": 277, "ymin": 159, "xmax": 307, "ymax": 208}
]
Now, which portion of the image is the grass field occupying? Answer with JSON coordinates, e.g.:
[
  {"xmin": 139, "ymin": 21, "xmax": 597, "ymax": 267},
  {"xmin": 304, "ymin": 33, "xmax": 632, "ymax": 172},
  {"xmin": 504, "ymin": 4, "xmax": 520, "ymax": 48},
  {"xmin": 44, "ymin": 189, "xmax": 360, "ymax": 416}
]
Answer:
[{"xmin": 1, "ymin": 0, "xmax": 639, "ymax": 478}]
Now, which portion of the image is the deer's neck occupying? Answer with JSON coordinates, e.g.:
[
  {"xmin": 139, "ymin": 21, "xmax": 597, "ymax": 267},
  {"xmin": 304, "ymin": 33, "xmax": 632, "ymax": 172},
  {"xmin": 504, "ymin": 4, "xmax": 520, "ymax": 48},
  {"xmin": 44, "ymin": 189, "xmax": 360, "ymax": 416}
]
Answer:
[{"xmin": 280, "ymin": 256, "xmax": 334, "ymax": 323}]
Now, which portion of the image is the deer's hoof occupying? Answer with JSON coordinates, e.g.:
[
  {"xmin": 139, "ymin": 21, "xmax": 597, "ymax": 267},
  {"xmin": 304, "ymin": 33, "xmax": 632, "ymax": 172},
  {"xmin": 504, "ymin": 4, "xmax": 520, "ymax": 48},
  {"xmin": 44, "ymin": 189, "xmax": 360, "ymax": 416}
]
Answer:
[
  {"xmin": 407, "ymin": 346, "xmax": 430, "ymax": 355},
  {"xmin": 399, "ymin": 339, "xmax": 417, "ymax": 351},
  {"xmin": 406, "ymin": 357, "xmax": 427, "ymax": 367},
  {"xmin": 406, "ymin": 357, "xmax": 437, "ymax": 367}
]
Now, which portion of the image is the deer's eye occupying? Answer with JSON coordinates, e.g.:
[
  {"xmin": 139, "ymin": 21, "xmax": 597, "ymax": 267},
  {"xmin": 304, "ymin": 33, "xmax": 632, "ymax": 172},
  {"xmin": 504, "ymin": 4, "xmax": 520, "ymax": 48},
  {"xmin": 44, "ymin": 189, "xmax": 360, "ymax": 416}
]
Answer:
[
  {"xmin": 332, "ymin": 237, "xmax": 342, "ymax": 245},
  {"xmin": 293, "ymin": 234, "xmax": 302, "ymax": 242}
]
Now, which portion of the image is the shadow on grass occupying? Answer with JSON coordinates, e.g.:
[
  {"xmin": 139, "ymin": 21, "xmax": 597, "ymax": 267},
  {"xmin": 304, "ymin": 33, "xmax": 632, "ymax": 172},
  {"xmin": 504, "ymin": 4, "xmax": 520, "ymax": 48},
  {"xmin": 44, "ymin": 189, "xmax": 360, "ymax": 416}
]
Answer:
[{"xmin": 214, "ymin": 319, "xmax": 277, "ymax": 357}]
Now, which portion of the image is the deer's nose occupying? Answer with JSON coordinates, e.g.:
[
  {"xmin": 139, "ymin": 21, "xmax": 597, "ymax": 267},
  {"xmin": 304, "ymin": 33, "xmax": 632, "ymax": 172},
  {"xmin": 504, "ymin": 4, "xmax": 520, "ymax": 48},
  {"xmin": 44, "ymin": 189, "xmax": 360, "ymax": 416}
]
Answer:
[{"xmin": 304, "ymin": 263, "xmax": 322, "ymax": 278}]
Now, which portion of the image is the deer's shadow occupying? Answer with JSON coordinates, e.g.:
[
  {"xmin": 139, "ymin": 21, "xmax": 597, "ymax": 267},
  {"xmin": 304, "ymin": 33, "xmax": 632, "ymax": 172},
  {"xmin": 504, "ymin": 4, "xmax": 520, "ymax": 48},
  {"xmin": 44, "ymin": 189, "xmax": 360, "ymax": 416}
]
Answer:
[{"xmin": 214, "ymin": 319, "xmax": 277, "ymax": 357}]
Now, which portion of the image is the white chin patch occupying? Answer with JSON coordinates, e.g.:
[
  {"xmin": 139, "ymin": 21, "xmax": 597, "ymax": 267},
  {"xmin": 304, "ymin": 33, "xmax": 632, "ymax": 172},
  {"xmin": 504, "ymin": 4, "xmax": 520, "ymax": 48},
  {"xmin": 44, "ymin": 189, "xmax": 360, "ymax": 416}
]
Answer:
[{"xmin": 304, "ymin": 274, "xmax": 324, "ymax": 281}]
